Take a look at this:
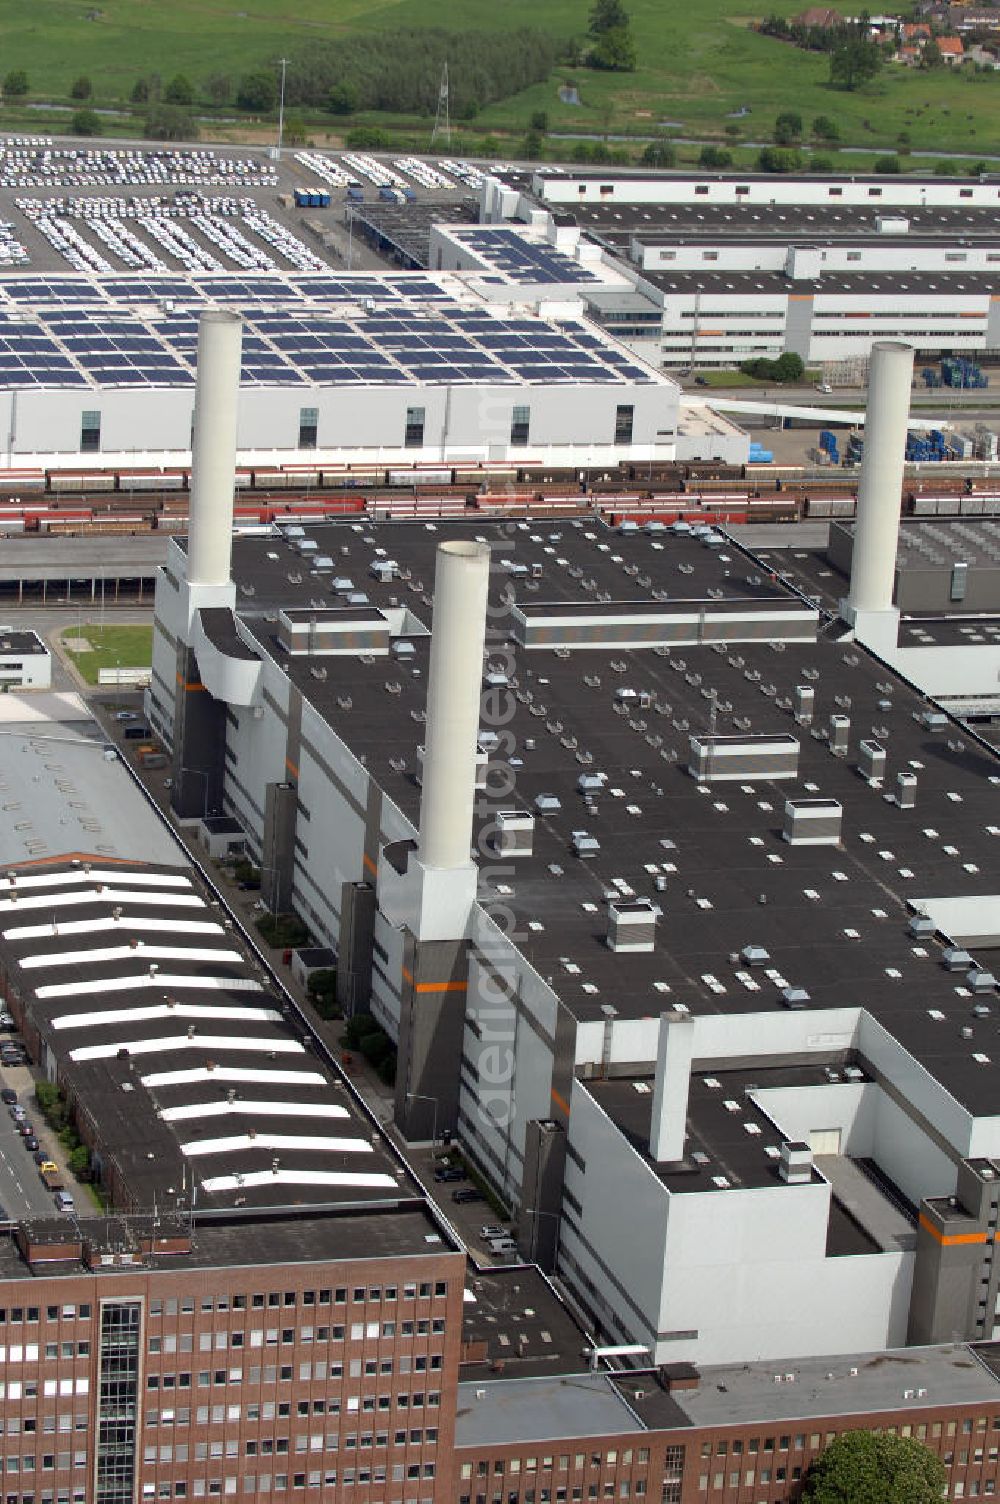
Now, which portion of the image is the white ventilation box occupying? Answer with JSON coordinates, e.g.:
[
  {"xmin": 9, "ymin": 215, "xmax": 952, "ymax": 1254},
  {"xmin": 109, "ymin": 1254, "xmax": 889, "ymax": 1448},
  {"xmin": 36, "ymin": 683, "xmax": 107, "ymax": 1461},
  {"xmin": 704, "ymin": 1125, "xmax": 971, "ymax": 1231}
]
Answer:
[
  {"xmin": 607, "ymin": 898, "xmax": 657, "ymax": 954},
  {"xmin": 494, "ymin": 810, "xmax": 534, "ymax": 858},
  {"xmin": 783, "ymin": 797, "xmax": 843, "ymax": 846}
]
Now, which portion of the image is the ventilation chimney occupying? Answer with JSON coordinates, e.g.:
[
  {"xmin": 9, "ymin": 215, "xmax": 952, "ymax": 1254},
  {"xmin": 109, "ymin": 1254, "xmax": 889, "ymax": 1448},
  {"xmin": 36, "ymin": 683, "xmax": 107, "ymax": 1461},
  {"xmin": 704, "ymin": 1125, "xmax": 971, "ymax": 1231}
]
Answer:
[
  {"xmin": 493, "ymin": 810, "xmax": 534, "ymax": 858},
  {"xmin": 607, "ymin": 898, "xmax": 657, "ymax": 953},
  {"xmin": 779, "ymin": 1141, "xmax": 814, "ymax": 1184},
  {"xmin": 187, "ymin": 309, "xmax": 243, "ymax": 588},
  {"xmin": 649, "ymin": 1010, "xmax": 695, "ymax": 1163},
  {"xmin": 845, "ymin": 341, "xmax": 914, "ymax": 619},
  {"xmin": 419, "ymin": 540, "xmax": 491, "ymax": 870}
]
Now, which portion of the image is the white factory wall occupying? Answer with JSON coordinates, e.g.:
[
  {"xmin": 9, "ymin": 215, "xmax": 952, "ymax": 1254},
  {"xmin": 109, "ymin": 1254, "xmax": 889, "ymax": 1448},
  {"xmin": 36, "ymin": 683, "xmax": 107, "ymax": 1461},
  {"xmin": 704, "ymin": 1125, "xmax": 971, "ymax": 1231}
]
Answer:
[
  {"xmin": 637, "ymin": 242, "xmax": 1000, "ymax": 276},
  {"xmin": 370, "ymin": 913, "xmax": 407, "ymax": 1039},
  {"xmin": 461, "ymin": 910, "xmax": 564, "ymax": 1204},
  {"xmin": 659, "ymin": 1183, "xmax": 913, "ymax": 1364},
  {"xmin": 563, "ymin": 1076, "xmax": 913, "ymax": 1365},
  {"xmin": 291, "ymin": 697, "xmax": 372, "ymax": 947},
  {"xmin": 532, "ymin": 174, "xmax": 1000, "ymax": 209},
  {"xmin": 0, "ymin": 649, "xmax": 51, "ymax": 689},
  {"xmin": 2, "ymin": 373, "xmax": 678, "ymax": 460},
  {"xmin": 221, "ymin": 654, "xmax": 290, "ymax": 860},
  {"xmin": 859, "ymin": 1013, "xmax": 970, "ymax": 1198},
  {"xmin": 750, "ymin": 1081, "xmax": 879, "ymax": 1156},
  {"xmin": 561, "ymin": 1081, "xmax": 672, "ymax": 1355},
  {"xmin": 147, "ymin": 547, "xmax": 188, "ymax": 746}
]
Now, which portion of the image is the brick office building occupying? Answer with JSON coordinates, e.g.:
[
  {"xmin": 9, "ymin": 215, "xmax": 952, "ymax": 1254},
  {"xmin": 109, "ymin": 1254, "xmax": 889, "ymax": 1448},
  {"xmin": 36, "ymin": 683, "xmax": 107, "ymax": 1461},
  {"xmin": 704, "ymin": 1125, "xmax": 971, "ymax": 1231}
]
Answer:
[{"xmin": 453, "ymin": 1345, "xmax": 1000, "ymax": 1504}]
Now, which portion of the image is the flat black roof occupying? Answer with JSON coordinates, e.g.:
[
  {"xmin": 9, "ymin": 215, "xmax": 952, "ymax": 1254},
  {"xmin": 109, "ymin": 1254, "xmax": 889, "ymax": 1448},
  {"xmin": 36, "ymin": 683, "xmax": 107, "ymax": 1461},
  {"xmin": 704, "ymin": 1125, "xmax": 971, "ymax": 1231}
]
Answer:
[
  {"xmin": 0, "ymin": 1203, "xmax": 456, "ymax": 1283},
  {"xmin": 641, "ymin": 268, "xmax": 1000, "ymax": 298},
  {"xmin": 0, "ymin": 628, "xmax": 46, "ymax": 655},
  {"xmin": 575, "ymin": 201, "xmax": 1000, "ymax": 246},
  {"xmin": 213, "ymin": 518, "xmax": 1000, "ymax": 1116},
  {"xmin": 461, "ymin": 1266, "xmax": 593, "ymax": 1380}
]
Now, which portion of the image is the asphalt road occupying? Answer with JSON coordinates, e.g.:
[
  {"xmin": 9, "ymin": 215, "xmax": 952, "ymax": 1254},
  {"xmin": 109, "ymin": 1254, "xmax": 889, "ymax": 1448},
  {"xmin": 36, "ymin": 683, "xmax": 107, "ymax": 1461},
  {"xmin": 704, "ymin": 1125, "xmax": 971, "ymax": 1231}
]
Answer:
[{"xmin": 0, "ymin": 1066, "xmax": 59, "ymax": 1221}]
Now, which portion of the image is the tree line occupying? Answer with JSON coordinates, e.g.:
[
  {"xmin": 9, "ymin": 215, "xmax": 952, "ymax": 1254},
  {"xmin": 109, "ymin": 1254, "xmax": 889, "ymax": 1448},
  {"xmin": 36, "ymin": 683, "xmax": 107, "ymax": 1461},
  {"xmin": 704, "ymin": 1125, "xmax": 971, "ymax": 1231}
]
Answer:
[{"xmin": 282, "ymin": 29, "xmax": 562, "ymax": 120}]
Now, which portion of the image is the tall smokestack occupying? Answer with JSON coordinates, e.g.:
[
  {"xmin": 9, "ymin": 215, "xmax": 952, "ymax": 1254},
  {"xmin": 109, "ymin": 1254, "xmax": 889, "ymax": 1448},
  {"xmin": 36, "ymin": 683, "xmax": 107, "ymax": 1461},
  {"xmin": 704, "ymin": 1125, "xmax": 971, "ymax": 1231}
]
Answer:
[
  {"xmin": 187, "ymin": 309, "xmax": 243, "ymax": 588},
  {"xmin": 846, "ymin": 341, "xmax": 914, "ymax": 617},
  {"xmin": 419, "ymin": 540, "xmax": 491, "ymax": 870}
]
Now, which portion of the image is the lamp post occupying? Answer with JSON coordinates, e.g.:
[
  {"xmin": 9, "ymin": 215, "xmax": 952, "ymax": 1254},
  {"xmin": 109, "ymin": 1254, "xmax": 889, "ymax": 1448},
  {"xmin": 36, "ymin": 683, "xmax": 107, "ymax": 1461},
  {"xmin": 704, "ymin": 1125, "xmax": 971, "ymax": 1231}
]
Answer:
[
  {"xmin": 405, "ymin": 1090, "xmax": 439, "ymax": 1148},
  {"xmin": 276, "ymin": 58, "xmax": 289, "ymax": 156},
  {"xmin": 177, "ymin": 765, "xmax": 210, "ymax": 819}
]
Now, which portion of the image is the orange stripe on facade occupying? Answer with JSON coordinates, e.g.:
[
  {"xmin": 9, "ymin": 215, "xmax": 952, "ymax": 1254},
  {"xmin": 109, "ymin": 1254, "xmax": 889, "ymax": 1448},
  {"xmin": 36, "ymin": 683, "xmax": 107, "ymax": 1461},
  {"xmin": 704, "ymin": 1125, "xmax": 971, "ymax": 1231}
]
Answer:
[
  {"xmin": 175, "ymin": 673, "xmax": 205, "ymax": 692},
  {"xmin": 919, "ymin": 1212, "xmax": 986, "ymax": 1246},
  {"xmin": 284, "ymin": 757, "xmax": 299, "ymax": 779},
  {"xmin": 363, "ymin": 853, "xmax": 377, "ymax": 876},
  {"xmin": 400, "ymin": 965, "xmax": 467, "ymax": 993},
  {"xmin": 551, "ymin": 1088, "xmax": 571, "ymax": 1118}
]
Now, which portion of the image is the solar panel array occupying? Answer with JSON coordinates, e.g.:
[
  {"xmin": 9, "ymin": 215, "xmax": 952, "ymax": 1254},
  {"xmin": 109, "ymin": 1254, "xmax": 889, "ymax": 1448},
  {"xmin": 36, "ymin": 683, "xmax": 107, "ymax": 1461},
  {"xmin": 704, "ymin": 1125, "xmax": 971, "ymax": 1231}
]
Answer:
[
  {"xmin": 453, "ymin": 228, "xmax": 599, "ymax": 285},
  {"xmin": 0, "ymin": 271, "xmax": 452, "ymax": 308},
  {"xmin": 0, "ymin": 285, "xmax": 654, "ymax": 389}
]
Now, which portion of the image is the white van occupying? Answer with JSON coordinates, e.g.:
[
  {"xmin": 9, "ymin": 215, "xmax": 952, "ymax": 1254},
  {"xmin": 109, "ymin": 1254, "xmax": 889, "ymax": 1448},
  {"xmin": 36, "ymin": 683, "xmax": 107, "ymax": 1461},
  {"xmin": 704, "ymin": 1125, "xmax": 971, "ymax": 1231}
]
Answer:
[{"xmin": 54, "ymin": 1191, "xmax": 74, "ymax": 1213}]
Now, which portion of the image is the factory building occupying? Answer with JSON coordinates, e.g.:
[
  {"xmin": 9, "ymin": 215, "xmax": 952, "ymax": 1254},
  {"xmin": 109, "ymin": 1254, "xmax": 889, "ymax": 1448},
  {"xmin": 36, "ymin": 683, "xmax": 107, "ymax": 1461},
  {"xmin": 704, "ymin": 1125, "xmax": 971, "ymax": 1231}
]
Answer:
[
  {"xmin": 148, "ymin": 319, "xmax": 1000, "ymax": 1375},
  {"xmin": 0, "ymin": 625, "xmax": 50, "ymax": 688},
  {"xmin": 472, "ymin": 170, "xmax": 1000, "ymax": 368},
  {"xmin": 0, "ymin": 268, "xmax": 753, "ymax": 473}
]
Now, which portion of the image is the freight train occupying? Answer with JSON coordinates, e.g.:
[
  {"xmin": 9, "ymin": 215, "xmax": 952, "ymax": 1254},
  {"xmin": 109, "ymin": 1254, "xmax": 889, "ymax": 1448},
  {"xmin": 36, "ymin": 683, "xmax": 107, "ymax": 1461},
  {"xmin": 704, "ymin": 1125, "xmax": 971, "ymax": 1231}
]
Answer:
[{"xmin": 0, "ymin": 460, "xmax": 997, "ymax": 536}]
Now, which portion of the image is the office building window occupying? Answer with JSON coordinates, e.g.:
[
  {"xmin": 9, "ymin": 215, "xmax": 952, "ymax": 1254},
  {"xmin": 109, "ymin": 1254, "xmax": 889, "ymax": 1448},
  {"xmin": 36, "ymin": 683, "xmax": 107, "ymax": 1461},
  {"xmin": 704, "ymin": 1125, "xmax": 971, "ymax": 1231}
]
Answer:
[
  {"xmin": 298, "ymin": 407, "xmax": 318, "ymax": 449},
  {"xmin": 81, "ymin": 410, "xmax": 101, "ymax": 454},
  {"xmin": 510, "ymin": 405, "xmax": 530, "ymax": 447},
  {"xmin": 614, "ymin": 404, "xmax": 634, "ymax": 445},
  {"xmin": 404, "ymin": 407, "xmax": 425, "ymax": 449}
]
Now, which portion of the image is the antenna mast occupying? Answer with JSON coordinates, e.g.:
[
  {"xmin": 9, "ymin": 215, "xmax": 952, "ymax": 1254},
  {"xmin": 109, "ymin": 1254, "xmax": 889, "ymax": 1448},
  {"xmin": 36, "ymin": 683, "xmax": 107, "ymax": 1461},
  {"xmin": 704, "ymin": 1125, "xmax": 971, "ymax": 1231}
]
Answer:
[{"xmin": 431, "ymin": 61, "xmax": 451, "ymax": 149}]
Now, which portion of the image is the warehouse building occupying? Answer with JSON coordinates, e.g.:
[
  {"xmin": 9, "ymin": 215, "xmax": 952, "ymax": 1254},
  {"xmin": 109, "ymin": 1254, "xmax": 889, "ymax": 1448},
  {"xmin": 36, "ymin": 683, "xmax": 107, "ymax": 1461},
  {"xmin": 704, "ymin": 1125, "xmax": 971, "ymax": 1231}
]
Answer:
[
  {"xmin": 0, "ymin": 264, "xmax": 752, "ymax": 472},
  {"xmin": 147, "ymin": 319, "xmax": 1000, "ymax": 1375},
  {"xmin": 475, "ymin": 170, "xmax": 1000, "ymax": 368},
  {"xmin": 0, "ymin": 625, "xmax": 50, "ymax": 687}
]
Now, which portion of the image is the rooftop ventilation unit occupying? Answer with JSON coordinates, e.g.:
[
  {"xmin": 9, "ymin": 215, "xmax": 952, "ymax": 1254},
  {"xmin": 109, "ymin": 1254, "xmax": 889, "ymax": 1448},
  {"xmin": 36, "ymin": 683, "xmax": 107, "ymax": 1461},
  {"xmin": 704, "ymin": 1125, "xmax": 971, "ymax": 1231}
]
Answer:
[
  {"xmin": 829, "ymin": 714, "xmax": 850, "ymax": 755},
  {"xmin": 794, "ymin": 685, "xmax": 815, "ymax": 724},
  {"xmin": 572, "ymin": 830, "xmax": 600, "ymax": 858},
  {"xmin": 942, "ymin": 947, "xmax": 974, "ymax": 972},
  {"xmin": 778, "ymin": 1141, "xmax": 814, "ymax": 1185},
  {"xmin": 688, "ymin": 733, "xmax": 800, "ymax": 784},
  {"xmin": 607, "ymin": 898, "xmax": 657, "ymax": 955},
  {"xmin": 783, "ymin": 798, "xmax": 843, "ymax": 847},
  {"xmin": 908, "ymin": 914, "xmax": 936, "ymax": 939},
  {"xmin": 896, "ymin": 771, "xmax": 917, "ymax": 809},
  {"xmin": 493, "ymin": 811, "xmax": 535, "ymax": 858},
  {"xmin": 858, "ymin": 739, "xmax": 887, "ymax": 784}
]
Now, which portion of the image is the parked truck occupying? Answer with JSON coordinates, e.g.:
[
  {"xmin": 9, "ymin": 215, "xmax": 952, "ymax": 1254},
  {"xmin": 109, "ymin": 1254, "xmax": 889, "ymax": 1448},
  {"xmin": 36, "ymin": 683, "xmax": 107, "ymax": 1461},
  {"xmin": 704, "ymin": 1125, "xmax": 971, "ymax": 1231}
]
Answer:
[{"xmin": 39, "ymin": 1162, "xmax": 64, "ymax": 1191}]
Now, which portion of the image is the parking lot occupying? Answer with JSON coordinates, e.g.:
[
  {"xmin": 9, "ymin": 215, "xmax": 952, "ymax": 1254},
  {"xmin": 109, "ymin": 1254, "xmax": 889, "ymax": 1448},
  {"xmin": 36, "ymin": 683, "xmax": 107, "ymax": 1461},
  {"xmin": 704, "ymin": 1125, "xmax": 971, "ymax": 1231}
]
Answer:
[{"xmin": 0, "ymin": 140, "xmax": 482, "ymax": 277}]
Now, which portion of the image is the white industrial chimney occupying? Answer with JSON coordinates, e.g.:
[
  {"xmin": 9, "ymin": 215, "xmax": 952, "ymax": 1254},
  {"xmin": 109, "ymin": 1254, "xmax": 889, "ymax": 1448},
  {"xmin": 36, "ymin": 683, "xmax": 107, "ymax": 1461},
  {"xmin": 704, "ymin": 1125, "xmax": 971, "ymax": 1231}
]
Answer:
[
  {"xmin": 649, "ymin": 1010, "xmax": 695, "ymax": 1163},
  {"xmin": 187, "ymin": 309, "xmax": 243, "ymax": 588},
  {"xmin": 419, "ymin": 540, "xmax": 491, "ymax": 869},
  {"xmin": 846, "ymin": 340, "xmax": 914, "ymax": 618}
]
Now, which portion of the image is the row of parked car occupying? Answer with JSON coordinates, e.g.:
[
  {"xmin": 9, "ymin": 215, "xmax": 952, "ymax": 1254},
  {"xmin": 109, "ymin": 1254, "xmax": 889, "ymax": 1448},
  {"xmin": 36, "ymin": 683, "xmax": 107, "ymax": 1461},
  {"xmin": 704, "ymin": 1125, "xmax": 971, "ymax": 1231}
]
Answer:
[
  {"xmin": 431, "ymin": 1161, "xmax": 518, "ymax": 1255},
  {"xmin": 3, "ymin": 1093, "xmax": 73, "ymax": 1207}
]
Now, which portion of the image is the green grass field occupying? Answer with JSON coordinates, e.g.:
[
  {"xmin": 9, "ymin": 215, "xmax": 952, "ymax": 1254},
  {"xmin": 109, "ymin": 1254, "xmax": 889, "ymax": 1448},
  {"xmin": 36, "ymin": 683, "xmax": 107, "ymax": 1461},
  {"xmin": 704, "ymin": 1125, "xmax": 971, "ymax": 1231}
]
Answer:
[
  {"xmin": 3, "ymin": 0, "xmax": 1000, "ymax": 157},
  {"xmin": 64, "ymin": 623, "xmax": 153, "ymax": 685}
]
